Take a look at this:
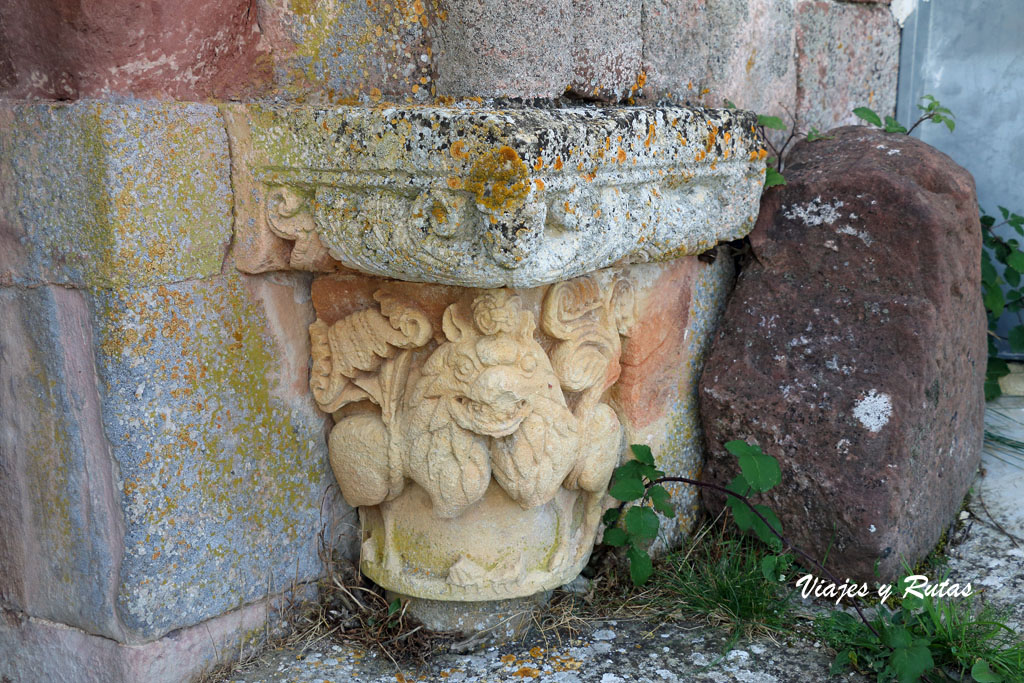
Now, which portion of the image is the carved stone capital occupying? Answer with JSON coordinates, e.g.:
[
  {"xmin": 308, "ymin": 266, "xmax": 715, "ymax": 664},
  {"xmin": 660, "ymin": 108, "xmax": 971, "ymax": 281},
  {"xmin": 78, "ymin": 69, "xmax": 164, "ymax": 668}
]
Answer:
[
  {"xmin": 309, "ymin": 273, "xmax": 636, "ymax": 599},
  {"xmin": 226, "ymin": 104, "xmax": 766, "ymax": 287}
]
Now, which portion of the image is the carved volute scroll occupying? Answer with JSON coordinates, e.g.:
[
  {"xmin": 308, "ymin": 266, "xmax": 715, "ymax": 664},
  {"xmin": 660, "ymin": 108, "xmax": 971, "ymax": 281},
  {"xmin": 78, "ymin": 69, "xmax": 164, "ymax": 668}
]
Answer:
[
  {"xmin": 308, "ymin": 274, "xmax": 636, "ymax": 599},
  {"xmin": 265, "ymin": 186, "xmax": 335, "ymax": 271}
]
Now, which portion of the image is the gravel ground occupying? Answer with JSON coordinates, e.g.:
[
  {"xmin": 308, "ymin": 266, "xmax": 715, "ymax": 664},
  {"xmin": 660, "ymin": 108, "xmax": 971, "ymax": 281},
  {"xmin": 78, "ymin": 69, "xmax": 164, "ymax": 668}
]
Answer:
[{"xmin": 216, "ymin": 401, "xmax": 1024, "ymax": 683}]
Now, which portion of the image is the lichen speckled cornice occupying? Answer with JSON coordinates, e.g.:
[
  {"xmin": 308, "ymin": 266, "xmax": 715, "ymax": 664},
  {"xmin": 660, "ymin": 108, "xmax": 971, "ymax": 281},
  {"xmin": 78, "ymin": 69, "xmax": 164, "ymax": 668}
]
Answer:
[{"xmin": 226, "ymin": 104, "xmax": 767, "ymax": 287}]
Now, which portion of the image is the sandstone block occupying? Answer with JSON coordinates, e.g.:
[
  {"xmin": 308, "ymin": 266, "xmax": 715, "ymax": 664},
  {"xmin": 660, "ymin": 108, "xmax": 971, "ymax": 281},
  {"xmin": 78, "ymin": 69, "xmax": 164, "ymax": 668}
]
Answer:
[
  {"xmin": 641, "ymin": 0, "xmax": 713, "ymax": 103},
  {"xmin": 795, "ymin": 1, "xmax": 900, "ymax": 132},
  {"xmin": 0, "ymin": 588, "xmax": 307, "ymax": 683},
  {"xmin": 0, "ymin": 286, "xmax": 124, "ymax": 640},
  {"xmin": 0, "ymin": 101, "xmax": 232, "ymax": 289},
  {"xmin": 0, "ymin": 0, "xmax": 269, "ymax": 100},
  {"xmin": 704, "ymin": 0, "xmax": 796, "ymax": 118},
  {"xmin": 699, "ymin": 127, "xmax": 986, "ymax": 581}
]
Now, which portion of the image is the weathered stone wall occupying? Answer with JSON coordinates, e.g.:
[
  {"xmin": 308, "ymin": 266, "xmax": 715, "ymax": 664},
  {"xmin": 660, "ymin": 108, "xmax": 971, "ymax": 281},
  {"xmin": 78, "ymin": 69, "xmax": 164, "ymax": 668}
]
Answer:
[
  {"xmin": 0, "ymin": 102, "xmax": 354, "ymax": 680},
  {"xmin": 1, "ymin": 0, "xmax": 899, "ymax": 129},
  {"xmin": 0, "ymin": 1, "xmax": 904, "ymax": 680}
]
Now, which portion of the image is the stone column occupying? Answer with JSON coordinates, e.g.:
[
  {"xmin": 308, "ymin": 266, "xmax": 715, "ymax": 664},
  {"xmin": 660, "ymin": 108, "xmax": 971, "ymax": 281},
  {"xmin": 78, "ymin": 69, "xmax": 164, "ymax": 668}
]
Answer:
[{"xmin": 227, "ymin": 103, "xmax": 767, "ymax": 629}]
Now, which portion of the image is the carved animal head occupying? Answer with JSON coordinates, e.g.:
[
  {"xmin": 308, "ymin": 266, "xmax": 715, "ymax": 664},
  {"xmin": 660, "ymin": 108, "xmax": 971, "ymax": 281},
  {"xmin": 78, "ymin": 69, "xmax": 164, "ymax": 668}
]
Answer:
[{"xmin": 424, "ymin": 291, "xmax": 557, "ymax": 438}]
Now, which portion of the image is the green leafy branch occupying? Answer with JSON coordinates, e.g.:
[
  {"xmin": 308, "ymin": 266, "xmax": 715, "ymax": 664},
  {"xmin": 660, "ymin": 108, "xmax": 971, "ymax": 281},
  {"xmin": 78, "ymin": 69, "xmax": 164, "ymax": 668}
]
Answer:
[
  {"xmin": 981, "ymin": 206, "xmax": 1024, "ymax": 399},
  {"xmin": 600, "ymin": 443, "xmax": 1024, "ymax": 681},
  {"xmin": 854, "ymin": 95, "xmax": 956, "ymax": 135},
  {"xmin": 602, "ymin": 442, "xmax": 882, "ymax": 644}
]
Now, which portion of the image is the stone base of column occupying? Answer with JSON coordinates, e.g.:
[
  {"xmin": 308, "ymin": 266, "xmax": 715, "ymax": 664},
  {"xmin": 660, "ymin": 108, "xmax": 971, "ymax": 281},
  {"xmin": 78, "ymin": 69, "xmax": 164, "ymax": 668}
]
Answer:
[{"xmin": 387, "ymin": 591, "xmax": 552, "ymax": 642}]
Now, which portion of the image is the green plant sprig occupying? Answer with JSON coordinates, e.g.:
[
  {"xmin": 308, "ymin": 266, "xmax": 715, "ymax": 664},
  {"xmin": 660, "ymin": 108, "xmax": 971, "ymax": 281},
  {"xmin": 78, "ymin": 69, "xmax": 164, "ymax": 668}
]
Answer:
[
  {"xmin": 981, "ymin": 206, "xmax": 1024, "ymax": 400},
  {"xmin": 603, "ymin": 443, "xmax": 884, "ymax": 643},
  {"xmin": 853, "ymin": 95, "xmax": 956, "ymax": 135}
]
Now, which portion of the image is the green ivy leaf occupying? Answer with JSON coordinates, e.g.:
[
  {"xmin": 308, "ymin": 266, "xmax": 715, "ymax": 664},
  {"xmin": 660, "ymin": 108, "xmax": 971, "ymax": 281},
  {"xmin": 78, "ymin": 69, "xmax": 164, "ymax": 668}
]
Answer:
[
  {"xmin": 806, "ymin": 127, "xmax": 832, "ymax": 142},
  {"xmin": 388, "ymin": 598, "xmax": 401, "ymax": 617},
  {"xmin": 751, "ymin": 504, "xmax": 783, "ymax": 550},
  {"xmin": 602, "ymin": 507, "xmax": 621, "ymax": 526},
  {"xmin": 884, "ymin": 116, "xmax": 908, "ymax": 133},
  {"xmin": 989, "ymin": 357, "xmax": 1011, "ymax": 378},
  {"xmin": 624, "ymin": 506, "xmax": 660, "ymax": 543},
  {"xmin": 727, "ymin": 441, "xmax": 781, "ymax": 492},
  {"xmin": 609, "ymin": 477, "xmax": 646, "ymax": 502},
  {"xmin": 890, "ymin": 641, "xmax": 934, "ymax": 683},
  {"xmin": 1007, "ymin": 251, "xmax": 1024, "ymax": 272},
  {"xmin": 971, "ymin": 658, "xmax": 1003, "ymax": 683},
  {"xmin": 853, "ymin": 107, "xmax": 883, "ymax": 127},
  {"xmin": 626, "ymin": 545, "xmax": 654, "ymax": 586},
  {"xmin": 630, "ymin": 444, "xmax": 655, "ymax": 466},
  {"xmin": 761, "ymin": 555, "xmax": 779, "ymax": 581},
  {"xmin": 724, "ymin": 98, "xmax": 737, "ymax": 109},
  {"xmin": 648, "ymin": 485, "xmax": 675, "ymax": 517},
  {"xmin": 1009, "ymin": 327, "xmax": 1024, "ymax": 353},
  {"xmin": 757, "ymin": 114, "xmax": 787, "ymax": 130},
  {"xmin": 1004, "ymin": 267, "xmax": 1020, "ymax": 288},
  {"xmin": 603, "ymin": 526, "xmax": 628, "ymax": 547},
  {"xmin": 985, "ymin": 379, "xmax": 1003, "ymax": 401},
  {"xmin": 981, "ymin": 253, "xmax": 997, "ymax": 286},
  {"xmin": 764, "ymin": 166, "xmax": 786, "ymax": 188},
  {"xmin": 725, "ymin": 476, "xmax": 754, "ymax": 531},
  {"xmin": 984, "ymin": 283, "xmax": 1006, "ymax": 318}
]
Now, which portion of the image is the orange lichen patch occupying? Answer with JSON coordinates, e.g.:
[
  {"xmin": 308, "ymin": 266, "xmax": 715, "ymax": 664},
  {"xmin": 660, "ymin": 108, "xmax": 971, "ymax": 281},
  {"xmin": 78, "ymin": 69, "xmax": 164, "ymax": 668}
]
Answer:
[
  {"xmin": 446, "ymin": 177, "xmax": 463, "ymax": 190},
  {"xmin": 629, "ymin": 70, "xmax": 647, "ymax": 94},
  {"xmin": 512, "ymin": 667, "xmax": 541, "ymax": 678},
  {"xmin": 431, "ymin": 203, "xmax": 448, "ymax": 223},
  {"xmin": 534, "ymin": 178, "xmax": 545, "ymax": 191},
  {"xmin": 645, "ymin": 123, "xmax": 656, "ymax": 148},
  {"xmin": 616, "ymin": 147, "xmax": 627, "ymax": 163},
  {"xmin": 500, "ymin": 654, "xmax": 517, "ymax": 666},
  {"xmin": 529, "ymin": 647, "xmax": 545, "ymax": 658},
  {"xmin": 464, "ymin": 145, "xmax": 531, "ymax": 213},
  {"xmin": 553, "ymin": 156, "xmax": 563, "ymax": 170},
  {"xmin": 705, "ymin": 125, "xmax": 718, "ymax": 155},
  {"xmin": 450, "ymin": 140, "xmax": 469, "ymax": 160},
  {"xmin": 533, "ymin": 157, "xmax": 544, "ymax": 171},
  {"xmin": 582, "ymin": 170, "xmax": 596, "ymax": 182}
]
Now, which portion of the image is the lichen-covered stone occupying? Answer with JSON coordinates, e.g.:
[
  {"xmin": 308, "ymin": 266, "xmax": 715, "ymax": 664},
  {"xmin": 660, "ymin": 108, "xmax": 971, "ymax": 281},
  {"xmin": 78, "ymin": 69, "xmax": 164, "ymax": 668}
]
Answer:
[
  {"xmin": 0, "ymin": 101, "xmax": 233, "ymax": 289},
  {"xmin": 641, "ymin": 0, "xmax": 796, "ymax": 116},
  {"xmin": 228, "ymin": 103, "xmax": 766, "ymax": 287},
  {"xmin": 91, "ymin": 268, "xmax": 343, "ymax": 638},
  {"xmin": 431, "ymin": 0, "xmax": 573, "ymax": 99},
  {"xmin": 700, "ymin": 127, "xmax": 985, "ymax": 581},
  {"xmin": 569, "ymin": 0, "xmax": 643, "ymax": 102},
  {"xmin": 795, "ymin": 1, "xmax": 900, "ymax": 132},
  {"xmin": 255, "ymin": 0, "xmax": 437, "ymax": 105}
]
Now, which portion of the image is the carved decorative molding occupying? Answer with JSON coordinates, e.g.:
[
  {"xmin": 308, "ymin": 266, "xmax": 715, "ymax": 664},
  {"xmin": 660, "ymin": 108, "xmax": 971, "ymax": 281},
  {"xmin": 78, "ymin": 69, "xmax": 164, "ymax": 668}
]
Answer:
[
  {"xmin": 227, "ymin": 104, "xmax": 766, "ymax": 287},
  {"xmin": 309, "ymin": 275, "xmax": 635, "ymax": 599}
]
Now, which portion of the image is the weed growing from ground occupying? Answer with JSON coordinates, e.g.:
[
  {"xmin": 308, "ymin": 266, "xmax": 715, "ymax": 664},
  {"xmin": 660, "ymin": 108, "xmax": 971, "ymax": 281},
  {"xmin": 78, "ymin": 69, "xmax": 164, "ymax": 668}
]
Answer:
[
  {"xmin": 647, "ymin": 516, "xmax": 796, "ymax": 641},
  {"xmin": 816, "ymin": 588, "xmax": 1024, "ymax": 682}
]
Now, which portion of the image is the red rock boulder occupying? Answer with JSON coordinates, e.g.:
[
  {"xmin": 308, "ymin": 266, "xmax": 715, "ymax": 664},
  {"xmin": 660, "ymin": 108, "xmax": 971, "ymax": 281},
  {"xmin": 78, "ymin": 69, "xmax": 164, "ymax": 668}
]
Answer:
[{"xmin": 699, "ymin": 126, "xmax": 985, "ymax": 582}]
